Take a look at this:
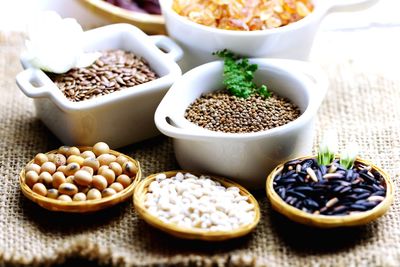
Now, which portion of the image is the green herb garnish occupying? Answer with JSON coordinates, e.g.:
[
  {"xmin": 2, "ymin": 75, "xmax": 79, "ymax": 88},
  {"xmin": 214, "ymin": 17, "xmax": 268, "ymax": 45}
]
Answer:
[{"xmin": 213, "ymin": 49, "xmax": 270, "ymax": 98}]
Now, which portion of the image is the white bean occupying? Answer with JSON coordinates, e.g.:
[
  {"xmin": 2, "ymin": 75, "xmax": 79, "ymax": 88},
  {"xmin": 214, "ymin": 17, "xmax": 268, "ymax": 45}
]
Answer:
[{"xmin": 144, "ymin": 172, "xmax": 255, "ymax": 231}]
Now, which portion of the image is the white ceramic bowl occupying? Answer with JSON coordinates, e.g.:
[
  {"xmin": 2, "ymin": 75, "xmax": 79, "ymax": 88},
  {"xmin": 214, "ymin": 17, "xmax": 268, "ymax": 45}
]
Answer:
[
  {"xmin": 16, "ymin": 23, "xmax": 182, "ymax": 148},
  {"xmin": 154, "ymin": 59, "xmax": 328, "ymax": 189},
  {"xmin": 160, "ymin": 0, "xmax": 379, "ymax": 70}
]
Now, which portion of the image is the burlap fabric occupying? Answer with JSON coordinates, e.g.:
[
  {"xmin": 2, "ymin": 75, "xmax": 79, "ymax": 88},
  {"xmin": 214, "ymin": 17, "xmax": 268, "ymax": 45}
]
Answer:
[{"xmin": 0, "ymin": 28, "xmax": 399, "ymax": 266}]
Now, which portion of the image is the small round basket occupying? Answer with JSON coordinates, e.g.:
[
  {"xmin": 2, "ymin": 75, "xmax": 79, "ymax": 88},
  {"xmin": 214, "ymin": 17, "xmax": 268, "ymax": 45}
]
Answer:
[
  {"xmin": 20, "ymin": 147, "xmax": 141, "ymax": 213},
  {"xmin": 266, "ymin": 156, "xmax": 394, "ymax": 228},
  {"xmin": 80, "ymin": 0, "xmax": 165, "ymax": 34},
  {"xmin": 134, "ymin": 171, "xmax": 261, "ymax": 241}
]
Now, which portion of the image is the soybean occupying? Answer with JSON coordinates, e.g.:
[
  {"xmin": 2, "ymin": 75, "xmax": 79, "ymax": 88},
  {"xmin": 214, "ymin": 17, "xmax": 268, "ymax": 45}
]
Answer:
[
  {"xmin": 73, "ymin": 192, "xmax": 87, "ymax": 201},
  {"xmin": 73, "ymin": 170, "xmax": 92, "ymax": 186},
  {"xmin": 93, "ymin": 142, "xmax": 109, "ymax": 156},
  {"xmin": 109, "ymin": 182, "xmax": 124, "ymax": 192},
  {"xmin": 116, "ymin": 174, "xmax": 131, "ymax": 188},
  {"xmin": 87, "ymin": 188, "xmax": 102, "ymax": 200},
  {"xmin": 123, "ymin": 161, "xmax": 138, "ymax": 177},
  {"xmin": 25, "ymin": 163, "xmax": 41, "ymax": 174},
  {"xmin": 32, "ymin": 183, "xmax": 47, "ymax": 196},
  {"xmin": 34, "ymin": 153, "xmax": 48, "ymax": 166},
  {"xmin": 58, "ymin": 183, "xmax": 78, "ymax": 196},
  {"xmin": 25, "ymin": 171, "xmax": 39, "ymax": 188}
]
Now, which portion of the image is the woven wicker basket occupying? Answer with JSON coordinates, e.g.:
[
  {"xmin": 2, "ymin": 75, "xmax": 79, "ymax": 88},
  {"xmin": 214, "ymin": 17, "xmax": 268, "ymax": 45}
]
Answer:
[
  {"xmin": 20, "ymin": 147, "xmax": 141, "ymax": 212},
  {"xmin": 134, "ymin": 171, "xmax": 260, "ymax": 241},
  {"xmin": 266, "ymin": 156, "xmax": 394, "ymax": 228},
  {"xmin": 80, "ymin": 0, "xmax": 165, "ymax": 34}
]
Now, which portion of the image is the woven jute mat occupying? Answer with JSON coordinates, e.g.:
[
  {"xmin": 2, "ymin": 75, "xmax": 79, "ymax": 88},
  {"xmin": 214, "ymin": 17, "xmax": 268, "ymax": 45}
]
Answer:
[{"xmin": 0, "ymin": 28, "xmax": 399, "ymax": 267}]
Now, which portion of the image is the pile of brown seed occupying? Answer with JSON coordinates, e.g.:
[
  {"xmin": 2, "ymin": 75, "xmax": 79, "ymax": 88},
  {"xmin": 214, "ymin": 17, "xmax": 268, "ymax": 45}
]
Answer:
[
  {"xmin": 50, "ymin": 50, "xmax": 158, "ymax": 102},
  {"xmin": 185, "ymin": 91, "xmax": 301, "ymax": 133}
]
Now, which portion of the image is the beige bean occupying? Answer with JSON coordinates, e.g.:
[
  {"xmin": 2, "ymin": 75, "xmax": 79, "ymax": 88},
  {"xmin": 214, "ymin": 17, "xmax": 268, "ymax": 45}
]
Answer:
[
  {"xmin": 102, "ymin": 188, "xmax": 116, "ymax": 198},
  {"xmin": 25, "ymin": 170, "xmax": 39, "ymax": 188},
  {"xmin": 97, "ymin": 154, "xmax": 116, "ymax": 166},
  {"xmin": 25, "ymin": 163, "xmax": 41, "ymax": 174},
  {"xmin": 116, "ymin": 155, "xmax": 129, "ymax": 166},
  {"xmin": 109, "ymin": 182, "xmax": 124, "ymax": 192},
  {"xmin": 67, "ymin": 146, "xmax": 81, "ymax": 157},
  {"xmin": 47, "ymin": 189, "xmax": 59, "ymax": 199},
  {"xmin": 65, "ymin": 162, "xmax": 80, "ymax": 176},
  {"xmin": 38, "ymin": 172, "xmax": 53, "ymax": 186},
  {"xmin": 57, "ymin": 165, "xmax": 67, "ymax": 174},
  {"xmin": 92, "ymin": 175, "xmax": 108, "ymax": 191},
  {"xmin": 73, "ymin": 192, "xmax": 87, "ymax": 201},
  {"xmin": 109, "ymin": 162, "xmax": 122, "ymax": 176},
  {"xmin": 47, "ymin": 153, "xmax": 56, "ymax": 163},
  {"xmin": 98, "ymin": 165, "xmax": 109, "ymax": 175},
  {"xmin": 52, "ymin": 171, "xmax": 66, "ymax": 189},
  {"xmin": 67, "ymin": 155, "xmax": 84, "ymax": 166},
  {"xmin": 73, "ymin": 170, "xmax": 92, "ymax": 186},
  {"xmin": 82, "ymin": 157, "xmax": 100, "ymax": 172},
  {"xmin": 52, "ymin": 154, "xmax": 67, "ymax": 167},
  {"xmin": 32, "ymin": 183, "xmax": 47, "ymax": 196},
  {"xmin": 123, "ymin": 161, "xmax": 138, "ymax": 177},
  {"xmin": 116, "ymin": 174, "xmax": 131, "ymax": 188},
  {"xmin": 65, "ymin": 176, "xmax": 75, "ymax": 184},
  {"xmin": 102, "ymin": 169, "xmax": 115, "ymax": 185},
  {"xmin": 40, "ymin": 161, "xmax": 56, "ymax": 175},
  {"xmin": 87, "ymin": 188, "xmax": 102, "ymax": 200},
  {"xmin": 81, "ymin": 150, "xmax": 96, "ymax": 159},
  {"xmin": 57, "ymin": 194, "xmax": 72, "ymax": 201},
  {"xmin": 58, "ymin": 146, "xmax": 70, "ymax": 155},
  {"xmin": 58, "ymin": 183, "xmax": 78, "ymax": 196},
  {"xmin": 93, "ymin": 142, "xmax": 109, "ymax": 156},
  {"xmin": 34, "ymin": 153, "xmax": 48, "ymax": 165},
  {"xmin": 80, "ymin": 166, "xmax": 94, "ymax": 176}
]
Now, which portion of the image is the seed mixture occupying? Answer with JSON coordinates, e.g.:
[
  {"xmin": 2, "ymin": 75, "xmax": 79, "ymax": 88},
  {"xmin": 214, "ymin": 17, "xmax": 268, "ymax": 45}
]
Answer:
[
  {"xmin": 24, "ymin": 142, "xmax": 138, "ymax": 201},
  {"xmin": 50, "ymin": 50, "xmax": 158, "ymax": 102},
  {"xmin": 144, "ymin": 172, "xmax": 256, "ymax": 231},
  {"xmin": 273, "ymin": 158, "xmax": 387, "ymax": 215},
  {"xmin": 172, "ymin": 0, "xmax": 314, "ymax": 31},
  {"xmin": 185, "ymin": 91, "xmax": 301, "ymax": 133}
]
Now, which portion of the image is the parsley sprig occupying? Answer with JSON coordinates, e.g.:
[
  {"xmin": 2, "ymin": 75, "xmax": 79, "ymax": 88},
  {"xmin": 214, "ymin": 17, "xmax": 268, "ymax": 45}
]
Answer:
[{"xmin": 213, "ymin": 49, "xmax": 270, "ymax": 98}]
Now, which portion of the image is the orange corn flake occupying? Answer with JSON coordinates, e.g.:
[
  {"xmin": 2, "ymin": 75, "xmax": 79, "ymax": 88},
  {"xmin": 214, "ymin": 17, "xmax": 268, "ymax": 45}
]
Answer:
[{"xmin": 172, "ymin": 0, "xmax": 314, "ymax": 31}]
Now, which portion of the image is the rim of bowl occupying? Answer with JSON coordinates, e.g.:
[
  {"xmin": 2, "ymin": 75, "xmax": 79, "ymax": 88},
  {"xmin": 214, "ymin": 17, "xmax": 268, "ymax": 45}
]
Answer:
[
  {"xmin": 265, "ymin": 155, "xmax": 395, "ymax": 227},
  {"xmin": 163, "ymin": 59, "xmax": 324, "ymax": 140},
  {"xmin": 160, "ymin": 0, "xmax": 328, "ymax": 36}
]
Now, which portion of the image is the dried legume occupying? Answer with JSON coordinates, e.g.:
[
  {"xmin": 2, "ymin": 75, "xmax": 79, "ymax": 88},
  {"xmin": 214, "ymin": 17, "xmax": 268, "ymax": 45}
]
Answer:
[
  {"xmin": 24, "ymin": 142, "xmax": 138, "ymax": 203},
  {"xmin": 144, "ymin": 172, "xmax": 255, "ymax": 231},
  {"xmin": 273, "ymin": 158, "xmax": 387, "ymax": 215}
]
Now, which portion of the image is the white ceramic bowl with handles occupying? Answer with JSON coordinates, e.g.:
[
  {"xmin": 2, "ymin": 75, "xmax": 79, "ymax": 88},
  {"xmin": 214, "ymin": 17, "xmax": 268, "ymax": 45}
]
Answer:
[
  {"xmin": 16, "ymin": 23, "xmax": 183, "ymax": 148},
  {"xmin": 160, "ymin": 0, "xmax": 379, "ymax": 70},
  {"xmin": 154, "ymin": 59, "xmax": 328, "ymax": 189}
]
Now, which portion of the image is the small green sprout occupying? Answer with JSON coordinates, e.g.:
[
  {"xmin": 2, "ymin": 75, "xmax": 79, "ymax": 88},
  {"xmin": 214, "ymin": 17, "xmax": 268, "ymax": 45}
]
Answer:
[
  {"xmin": 317, "ymin": 130, "xmax": 338, "ymax": 166},
  {"xmin": 340, "ymin": 142, "xmax": 359, "ymax": 170}
]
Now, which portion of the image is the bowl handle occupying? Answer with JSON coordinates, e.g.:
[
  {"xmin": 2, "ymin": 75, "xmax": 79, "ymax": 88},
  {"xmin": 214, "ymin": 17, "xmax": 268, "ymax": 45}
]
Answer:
[
  {"xmin": 15, "ymin": 68, "xmax": 53, "ymax": 98},
  {"xmin": 327, "ymin": 0, "xmax": 379, "ymax": 13},
  {"xmin": 149, "ymin": 35, "xmax": 184, "ymax": 62}
]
